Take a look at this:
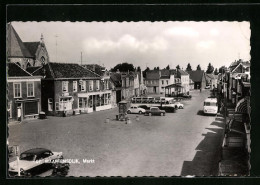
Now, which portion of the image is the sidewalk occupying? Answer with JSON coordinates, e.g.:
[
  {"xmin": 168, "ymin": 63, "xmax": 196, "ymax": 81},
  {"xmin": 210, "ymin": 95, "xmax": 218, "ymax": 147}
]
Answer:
[{"xmin": 217, "ymin": 103, "xmax": 250, "ymax": 176}]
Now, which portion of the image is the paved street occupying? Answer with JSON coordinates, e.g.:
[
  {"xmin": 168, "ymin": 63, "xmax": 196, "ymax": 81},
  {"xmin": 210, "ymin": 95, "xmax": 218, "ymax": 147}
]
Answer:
[{"xmin": 8, "ymin": 90, "xmax": 225, "ymax": 177}]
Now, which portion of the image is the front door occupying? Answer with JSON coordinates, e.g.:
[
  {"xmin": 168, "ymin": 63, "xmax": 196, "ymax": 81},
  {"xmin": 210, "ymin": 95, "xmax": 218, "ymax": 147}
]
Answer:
[
  {"xmin": 154, "ymin": 86, "xmax": 156, "ymax": 93},
  {"xmin": 93, "ymin": 95, "xmax": 96, "ymax": 111}
]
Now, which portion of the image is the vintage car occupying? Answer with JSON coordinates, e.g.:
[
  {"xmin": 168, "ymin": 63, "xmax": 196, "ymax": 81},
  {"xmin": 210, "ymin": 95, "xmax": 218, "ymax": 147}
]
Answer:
[
  {"xmin": 9, "ymin": 148, "xmax": 63, "ymax": 176},
  {"xmin": 173, "ymin": 102, "xmax": 184, "ymax": 109},
  {"xmin": 145, "ymin": 107, "xmax": 166, "ymax": 116},
  {"xmin": 127, "ymin": 106, "xmax": 146, "ymax": 114},
  {"xmin": 155, "ymin": 106, "xmax": 176, "ymax": 113}
]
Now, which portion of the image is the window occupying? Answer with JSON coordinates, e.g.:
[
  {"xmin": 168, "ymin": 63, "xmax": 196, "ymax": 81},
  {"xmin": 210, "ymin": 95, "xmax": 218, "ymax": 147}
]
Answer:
[
  {"xmin": 166, "ymin": 80, "xmax": 168, "ymax": 85},
  {"xmin": 48, "ymin": 98, "xmax": 53, "ymax": 111},
  {"xmin": 162, "ymin": 80, "xmax": 164, "ymax": 85},
  {"xmin": 89, "ymin": 80, "xmax": 93, "ymax": 91},
  {"xmin": 106, "ymin": 80, "xmax": 109, "ymax": 89},
  {"xmin": 13, "ymin": 83, "xmax": 21, "ymax": 98},
  {"xmin": 62, "ymin": 81, "xmax": 68, "ymax": 93},
  {"xmin": 81, "ymin": 81, "xmax": 86, "ymax": 91},
  {"xmin": 79, "ymin": 97, "xmax": 88, "ymax": 108},
  {"xmin": 96, "ymin": 80, "xmax": 100, "ymax": 90},
  {"xmin": 41, "ymin": 56, "xmax": 45, "ymax": 64},
  {"xmin": 55, "ymin": 102, "xmax": 59, "ymax": 111},
  {"xmin": 27, "ymin": 82, "xmax": 34, "ymax": 97},
  {"xmin": 73, "ymin": 81, "xmax": 77, "ymax": 92}
]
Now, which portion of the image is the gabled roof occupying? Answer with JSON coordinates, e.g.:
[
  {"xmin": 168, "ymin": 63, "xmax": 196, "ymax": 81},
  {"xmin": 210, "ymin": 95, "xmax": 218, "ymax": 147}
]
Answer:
[
  {"xmin": 23, "ymin": 42, "xmax": 40, "ymax": 57},
  {"xmin": 146, "ymin": 70, "xmax": 160, "ymax": 80},
  {"xmin": 26, "ymin": 66, "xmax": 42, "ymax": 74},
  {"xmin": 8, "ymin": 63, "xmax": 32, "ymax": 77},
  {"xmin": 7, "ymin": 24, "xmax": 33, "ymax": 58},
  {"xmin": 82, "ymin": 64, "xmax": 106, "ymax": 76},
  {"xmin": 187, "ymin": 70, "xmax": 205, "ymax": 82},
  {"xmin": 110, "ymin": 72, "xmax": 122, "ymax": 87},
  {"xmin": 178, "ymin": 69, "xmax": 189, "ymax": 75},
  {"xmin": 45, "ymin": 62, "xmax": 101, "ymax": 79}
]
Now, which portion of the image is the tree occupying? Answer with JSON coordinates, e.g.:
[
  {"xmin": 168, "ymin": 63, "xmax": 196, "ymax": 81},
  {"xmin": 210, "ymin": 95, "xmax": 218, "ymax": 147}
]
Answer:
[
  {"xmin": 166, "ymin": 65, "xmax": 170, "ymax": 70},
  {"xmin": 186, "ymin": 63, "xmax": 192, "ymax": 71},
  {"xmin": 176, "ymin": 65, "xmax": 180, "ymax": 70},
  {"xmin": 136, "ymin": 66, "xmax": 141, "ymax": 72},
  {"xmin": 111, "ymin": 62, "xmax": 135, "ymax": 72},
  {"xmin": 206, "ymin": 63, "xmax": 214, "ymax": 74},
  {"xmin": 196, "ymin": 65, "xmax": 201, "ymax": 70},
  {"xmin": 156, "ymin": 66, "xmax": 160, "ymax": 70},
  {"xmin": 219, "ymin": 66, "xmax": 227, "ymax": 74},
  {"xmin": 214, "ymin": 68, "xmax": 218, "ymax": 75}
]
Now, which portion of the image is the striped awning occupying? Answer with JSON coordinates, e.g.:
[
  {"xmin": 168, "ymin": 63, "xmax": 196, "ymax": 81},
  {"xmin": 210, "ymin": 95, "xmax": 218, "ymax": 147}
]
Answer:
[{"xmin": 235, "ymin": 97, "xmax": 250, "ymax": 113}]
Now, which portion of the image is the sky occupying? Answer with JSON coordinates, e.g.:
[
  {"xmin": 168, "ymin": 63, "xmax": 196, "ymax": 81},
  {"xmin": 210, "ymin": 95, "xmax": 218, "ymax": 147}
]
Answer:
[{"xmin": 11, "ymin": 21, "xmax": 251, "ymax": 71}]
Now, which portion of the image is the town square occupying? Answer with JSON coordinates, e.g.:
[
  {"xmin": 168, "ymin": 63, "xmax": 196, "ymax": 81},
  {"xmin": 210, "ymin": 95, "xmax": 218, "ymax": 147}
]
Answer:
[{"xmin": 7, "ymin": 21, "xmax": 251, "ymax": 177}]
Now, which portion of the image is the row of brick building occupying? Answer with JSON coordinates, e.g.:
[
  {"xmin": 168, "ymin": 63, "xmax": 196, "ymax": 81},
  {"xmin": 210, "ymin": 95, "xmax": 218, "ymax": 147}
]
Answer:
[{"xmin": 7, "ymin": 23, "xmax": 143, "ymax": 122}]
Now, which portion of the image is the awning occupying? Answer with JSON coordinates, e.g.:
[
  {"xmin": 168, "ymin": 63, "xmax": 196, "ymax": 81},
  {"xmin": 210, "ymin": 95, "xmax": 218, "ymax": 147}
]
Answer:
[{"xmin": 235, "ymin": 97, "xmax": 250, "ymax": 113}]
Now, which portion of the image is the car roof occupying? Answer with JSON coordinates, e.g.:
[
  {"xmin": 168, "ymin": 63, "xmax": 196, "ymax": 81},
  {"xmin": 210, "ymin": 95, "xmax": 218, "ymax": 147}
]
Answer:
[
  {"xmin": 21, "ymin": 148, "xmax": 51, "ymax": 155},
  {"xmin": 204, "ymin": 98, "xmax": 217, "ymax": 102}
]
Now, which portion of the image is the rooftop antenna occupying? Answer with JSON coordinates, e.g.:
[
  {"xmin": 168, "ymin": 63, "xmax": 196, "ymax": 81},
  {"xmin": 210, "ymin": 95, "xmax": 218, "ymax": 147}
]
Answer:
[{"xmin": 55, "ymin": 34, "xmax": 58, "ymax": 62}]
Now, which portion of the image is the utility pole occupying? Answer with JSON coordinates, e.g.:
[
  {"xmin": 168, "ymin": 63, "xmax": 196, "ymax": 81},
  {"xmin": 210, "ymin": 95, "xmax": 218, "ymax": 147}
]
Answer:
[
  {"xmin": 81, "ymin": 52, "xmax": 82, "ymax": 65},
  {"xmin": 55, "ymin": 34, "xmax": 58, "ymax": 62}
]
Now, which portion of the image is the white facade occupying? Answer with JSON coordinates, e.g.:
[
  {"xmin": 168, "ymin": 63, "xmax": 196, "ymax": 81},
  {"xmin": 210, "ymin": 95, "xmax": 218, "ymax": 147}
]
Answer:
[
  {"xmin": 181, "ymin": 75, "xmax": 190, "ymax": 93},
  {"xmin": 159, "ymin": 75, "xmax": 175, "ymax": 94}
]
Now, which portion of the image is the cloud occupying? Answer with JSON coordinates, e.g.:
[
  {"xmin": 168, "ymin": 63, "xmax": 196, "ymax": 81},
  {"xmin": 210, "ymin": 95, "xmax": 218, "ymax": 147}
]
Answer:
[
  {"xmin": 210, "ymin": 29, "xmax": 219, "ymax": 36},
  {"xmin": 164, "ymin": 27, "xmax": 199, "ymax": 37},
  {"xmin": 197, "ymin": 40, "xmax": 215, "ymax": 49},
  {"xmin": 83, "ymin": 34, "xmax": 168, "ymax": 53}
]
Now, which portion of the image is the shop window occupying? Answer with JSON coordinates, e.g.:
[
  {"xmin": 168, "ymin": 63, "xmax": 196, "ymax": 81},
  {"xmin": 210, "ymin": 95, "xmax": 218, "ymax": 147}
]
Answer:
[
  {"xmin": 13, "ymin": 83, "xmax": 21, "ymax": 98},
  {"xmin": 27, "ymin": 82, "xmax": 34, "ymax": 97},
  {"xmin": 88, "ymin": 96, "xmax": 93, "ymax": 108},
  {"xmin": 79, "ymin": 97, "xmax": 87, "ymax": 108}
]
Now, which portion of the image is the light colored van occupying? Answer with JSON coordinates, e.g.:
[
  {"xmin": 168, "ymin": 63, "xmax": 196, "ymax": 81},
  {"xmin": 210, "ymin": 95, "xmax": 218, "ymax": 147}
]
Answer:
[{"xmin": 203, "ymin": 98, "xmax": 218, "ymax": 115}]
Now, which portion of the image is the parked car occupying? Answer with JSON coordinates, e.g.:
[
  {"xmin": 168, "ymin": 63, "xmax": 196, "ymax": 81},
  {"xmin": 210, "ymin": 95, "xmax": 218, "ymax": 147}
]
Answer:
[
  {"xmin": 173, "ymin": 102, "xmax": 184, "ymax": 109},
  {"xmin": 127, "ymin": 106, "xmax": 146, "ymax": 114},
  {"xmin": 155, "ymin": 106, "xmax": 176, "ymax": 113},
  {"xmin": 138, "ymin": 105, "xmax": 149, "ymax": 110},
  {"xmin": 145, "ymin": 107, "xmax": 166, "ymax": 116},
  {"xmin": 181, "ymin": 93, "xmax": 192, "ymax": 99},
  {"xmin": 9, "ymin": 148, "xmax": 63, "ymax": 177}
]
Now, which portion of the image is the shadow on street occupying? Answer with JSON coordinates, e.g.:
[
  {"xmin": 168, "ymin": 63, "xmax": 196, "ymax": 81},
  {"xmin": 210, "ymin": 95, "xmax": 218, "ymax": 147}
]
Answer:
[{"xmin": 180, "ymin": 120, "xmax": 225, "ymax": 176}]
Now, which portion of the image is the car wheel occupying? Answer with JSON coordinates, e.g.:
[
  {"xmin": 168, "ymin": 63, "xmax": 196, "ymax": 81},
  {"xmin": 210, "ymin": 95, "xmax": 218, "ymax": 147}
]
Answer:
[
  {"xmin": 149, "ymin": 113, "xmax": 152, "ymax": 116},
  {"xmin": 127, "ymin": 110, "xmax": 131, "ymax": 114},
  {"xmin": 160, "ymin": 113, "xmax": 163, "ymax": 116},
  {"xmin": 139, "ymin": 111, "xmax": 142, "ymax": 114}
]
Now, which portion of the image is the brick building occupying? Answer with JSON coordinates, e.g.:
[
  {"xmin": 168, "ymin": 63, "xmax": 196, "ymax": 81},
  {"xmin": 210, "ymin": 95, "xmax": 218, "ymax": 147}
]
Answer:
[
  {"xmin": 41, "ymin": 62, "xmax": 113, "ymax": 116},
  {"xmin": 7, "ymin": 63, "xmax": 42, "ymax": 122}
]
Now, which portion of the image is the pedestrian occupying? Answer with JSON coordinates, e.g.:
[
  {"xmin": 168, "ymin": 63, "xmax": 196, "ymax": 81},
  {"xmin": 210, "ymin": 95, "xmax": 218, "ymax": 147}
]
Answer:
[{"xmin": 200, "ymin": 88, "xmax": 202, "ymax": 93}]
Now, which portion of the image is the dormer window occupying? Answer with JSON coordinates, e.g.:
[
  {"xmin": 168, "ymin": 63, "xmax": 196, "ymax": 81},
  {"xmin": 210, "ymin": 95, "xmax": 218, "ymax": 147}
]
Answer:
[{"xmin": 41, "ymin": 56, "xmax": 45, "ymax": 64}]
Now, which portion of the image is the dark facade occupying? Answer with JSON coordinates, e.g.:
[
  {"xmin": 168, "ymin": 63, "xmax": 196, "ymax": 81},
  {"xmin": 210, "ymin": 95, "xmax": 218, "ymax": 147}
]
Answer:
[{"xmin": 7, "ymin": 63, "xmax": 42, "ymax": 122}]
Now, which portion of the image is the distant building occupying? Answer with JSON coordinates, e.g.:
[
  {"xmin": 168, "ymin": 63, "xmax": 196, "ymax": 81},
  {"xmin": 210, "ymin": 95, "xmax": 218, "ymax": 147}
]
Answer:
[
  {"xmin": 205, "ymin": 73, "xmax": 218, "ymax": 89},
  {"xmin": 176, "ymin": 69, "xmax": 190, "ymax": 93},
  {"xmin": 187, "ymin": 70, "xmax": 207, "ymax": 89},
  {"xmin": 7, "ymin": 63, "xmax": 42, "ymax": 122},
  {"xmin": 7, "ymin": 23, "xmax": 49, "ymax": 70},
  {"xmin": 159, "ymin": 69, "xmax": 175, "ymax": 94},
  {"xmin": 144, "ymin": 70, "xmax": 160, "ymax": 94}
]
